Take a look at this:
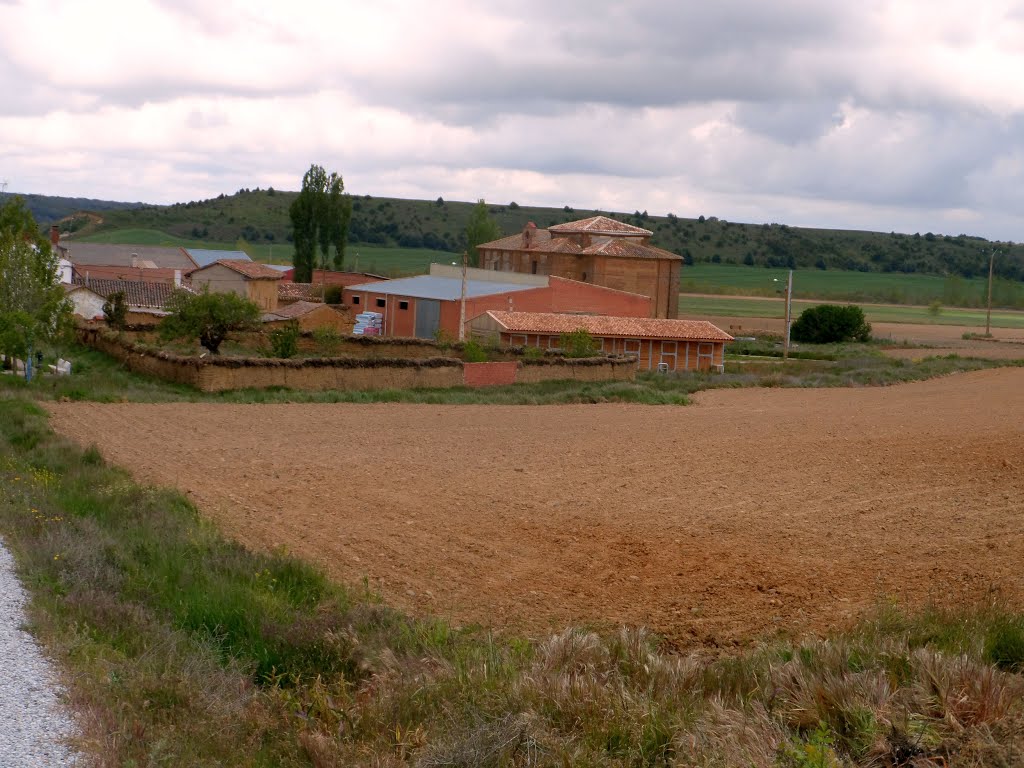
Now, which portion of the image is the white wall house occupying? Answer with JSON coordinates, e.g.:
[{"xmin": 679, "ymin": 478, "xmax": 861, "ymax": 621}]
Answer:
[{"xmin": 63, "ymin": 284, "xmax": 106, "ymax": 320}]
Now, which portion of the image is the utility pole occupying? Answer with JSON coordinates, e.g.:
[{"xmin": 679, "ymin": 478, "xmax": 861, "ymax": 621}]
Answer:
[
  {"xmin": 458, "ymin": 250, "xmax": 468, "ymax": 341},
  {"xmin": 783, "ymin": 269, "xmax": 793, "ymax": 360},
  {"xmin": 986, "ymin": 249, "xmax": 995, "ymax": 336}
]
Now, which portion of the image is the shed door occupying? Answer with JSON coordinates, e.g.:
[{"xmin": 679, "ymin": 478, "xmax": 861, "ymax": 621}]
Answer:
[
  {"xmin": 697, "ymin": 342, "xmax": 715, "ymax": 371},
  {"xmin": 414, "ymin": 299, "xmax": 441, "ymax": 339}
]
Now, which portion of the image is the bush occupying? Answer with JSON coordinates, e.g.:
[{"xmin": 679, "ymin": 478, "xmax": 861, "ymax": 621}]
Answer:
[
  {"xmin": 558, "ymin": 328, "xmax": 598, "ymax": 358},
  {"xmin": 462, "ymin": 339, "xmax": 488, "ymax": 363},
  {"xmin": 268, "ymin": 321, "xmax": 301, "ymax": 358},
  {"xmin": 102, "ymin": 291, "xmax": 128, "ymax": 330},
  {"xmin": 323, "ymin": 285, "xmax": 343, "ymax": 304},
  {"xmin": 985, "ymin": 620, "xmax": 1024, "ymax": 671},
  {"xmin": 791, "ymin": 305, "xmax": 871, "ymax": 344},
  {"xmin": 311, "ymin": 326, "xmax": 341, "ymax": 353}
]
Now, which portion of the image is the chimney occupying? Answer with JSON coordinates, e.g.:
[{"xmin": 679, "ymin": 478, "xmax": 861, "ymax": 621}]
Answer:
[
  {"xmin": 523, "ymin": 221, "xmax": 537, "ymax": 249},
  {"xmin": 50, "ymin": 224, "xmax": 59, "ymax": 247},
  {"xmin": 174, "ymin": 269, "xmax": 181, "ymax": 288},
  {"xmin": 130, "ymin": 253, "xmax": 139, "ymax": 268}
]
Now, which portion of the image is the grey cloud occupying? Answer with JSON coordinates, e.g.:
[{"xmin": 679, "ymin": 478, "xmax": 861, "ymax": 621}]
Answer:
[{"xmin": 733, "ymin": 100, "xmax": 845, "ymax": 144}]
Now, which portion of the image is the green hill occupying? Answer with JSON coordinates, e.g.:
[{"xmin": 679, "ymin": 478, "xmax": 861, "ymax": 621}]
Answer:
[
  {"xmin": 7, "ymin": 192, "xmax": 144, "ymax": 225},
  {"xmin": 54, "ymin": 188, "xmax": 1022, "ymax": 282}
]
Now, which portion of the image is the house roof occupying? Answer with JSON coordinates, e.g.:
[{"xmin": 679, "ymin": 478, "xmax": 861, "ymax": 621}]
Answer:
[
  {"xmin": 185, "ymin": 248, "xmax": 253, "ymax": 268},
  {"xmin": 478, "ymin": 225, "xmax": 679, "ymax": 261},
  {"xmin": 71, "ymin": 277, "xmax": 180, "ymax": 309},
  {"xmin": 548, "ymin": 216, "xmax": 653, "ymax": 237},
  {"xmin": 70, "ymin": 264, "xmax": 182, "ymax": 284},
  {"xmin": 345, "ymin": 275, "xmax": 538, "ymax": 301},
  {"xmin": 62, "ymin": 283, "xmax": 103, "ymax": 298},
  {"xmin": 263, "ymin": 300, "xmax": 341, "ymax": 321},
  {"xmin": 483, "ymin": 311, "xmax": 734, "ymax": 342},
  {"xmin": 196, "ymin": 259, "xmax": 282, "ymax": 280},
  {"xmin": 279, "ymin": 282, "xmax": 323, "ymax": 303},
  {"xmin": 580, "ymin": 238, "xmax": 681, "ymax": 260},
  {"xmin": 65, "ymin": 243, "xmax": 197, "ymax": 271}
]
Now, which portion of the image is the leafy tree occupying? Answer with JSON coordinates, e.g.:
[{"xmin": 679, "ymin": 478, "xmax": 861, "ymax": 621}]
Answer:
[
  {"xmin": 791, "ymin": 304, "xmax": 872, "ymax": 344},
  {"xmin": 464, "ymin": 199, "xmax": 501, "ymax": 267},
  {"xmin": 0, "ymin": 198, "xmax": 72, "ymax": 373},
  {"xmin": 102, "ymin": 291, "xmax": 128, "ymax": 329},
  {"xmin": 160, "ymin": 288, "xmax": 261, "ymax": 354},
  {"xmin": 289, "ymin": 164, "xmax": 352, "ymax": 281}
]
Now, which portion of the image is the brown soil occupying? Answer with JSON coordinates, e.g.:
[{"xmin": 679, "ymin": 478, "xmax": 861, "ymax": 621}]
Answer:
[{"xmin": 47, "ymin": 369, "xmax": 1024, "ymax": 647}]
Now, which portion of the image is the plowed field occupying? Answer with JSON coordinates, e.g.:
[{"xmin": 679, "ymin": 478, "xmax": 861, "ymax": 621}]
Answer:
[{"xmin": 47, "ymin": 368, "xmax": 1024, "ymax": 646}]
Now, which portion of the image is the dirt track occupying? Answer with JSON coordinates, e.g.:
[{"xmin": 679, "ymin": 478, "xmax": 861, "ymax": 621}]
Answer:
[{"xmin": 47, "ymin": 369, "xmax": 1024, "ymax": 646}]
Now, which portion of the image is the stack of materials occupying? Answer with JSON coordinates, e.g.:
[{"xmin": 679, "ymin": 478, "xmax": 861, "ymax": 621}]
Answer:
[{"xmin": 352, "ymin": 311, "xmax": 383, "ymax": 336}]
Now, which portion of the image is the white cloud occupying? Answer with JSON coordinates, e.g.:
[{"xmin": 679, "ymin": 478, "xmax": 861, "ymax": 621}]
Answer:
[{"xmin": 0, "ymin": 0, "xmax": 1022, "ymax": 241}]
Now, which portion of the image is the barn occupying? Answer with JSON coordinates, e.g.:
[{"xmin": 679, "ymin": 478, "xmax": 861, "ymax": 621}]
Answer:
[
  {"xmin": 477, "ymin": 216, "xmax": 682, "ymax": 319},
  {"xmin": 469, "ymin": 311, "xmax": 733, "ymax": 372},
  {"xmin": 342, "ymin": 264, "xmax": 652, "ymax": 339}
]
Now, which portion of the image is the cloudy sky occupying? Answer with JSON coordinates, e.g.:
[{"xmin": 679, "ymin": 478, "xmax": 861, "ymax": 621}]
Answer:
[{"xmin": 2, "ymin": 0, "xmax": 1023, "ymax": 240}]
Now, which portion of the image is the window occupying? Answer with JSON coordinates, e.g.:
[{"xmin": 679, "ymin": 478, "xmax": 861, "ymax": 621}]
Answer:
[
  {"xmin": 582, "ymin": 271, "xmax": 588, "ymax": 282},
  {"xmin": 399, "ymin": 300, "xmax": 409, "ymax": 310},
  {"xmin": 375, "ymin": 298, "xmax": 386, "ymax": 308},
  {"xmin": 352, "ymin": 295, "xmax": 360, "ymax": 305},
  {"xmin": 531, "ymin": 260, "xmax": 538, "ymax": 274}
]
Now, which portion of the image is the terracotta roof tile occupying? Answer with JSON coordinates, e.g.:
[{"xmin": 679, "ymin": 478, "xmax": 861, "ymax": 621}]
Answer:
[
  {"xmin": 580, "ymin": 238, "xmax": 682, "ymax": 260},
  {"xmin": 548, "ymin": 216, "xmax": 653, "ymax": 236},
  {"xmin": 479, "ymin": 225, "xmax": 679, "ymax": 260},
  {"xmin": 71, "ymin": 278, "xmax": 181, "ymax": 309},
  {"xmin": 266, "ymin": 301, "xmax": 338, "ymax": 320},
  {"xmin": 486, "ymin": 311, "xmax": 733, "ymax": 341},
  {"xmin": 203, "ymin": 259, "xmax": 282, "ymax": 280},
  {"xmin": 278, "ymin": 283, "xmax": 323, "ymax": 302}
]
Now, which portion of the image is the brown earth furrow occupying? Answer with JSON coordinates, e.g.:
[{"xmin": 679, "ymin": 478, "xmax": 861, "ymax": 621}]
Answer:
[{"xmin": 46, "ymin": 367, "xmax": 1024, "ymax": 646}]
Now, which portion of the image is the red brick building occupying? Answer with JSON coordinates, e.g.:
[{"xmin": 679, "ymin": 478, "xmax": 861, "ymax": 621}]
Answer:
[
  {"xmin": 469, "ymin": 311, "xmax": 732, "ymax": 372},
  {"xmin": 342, "ymin": 264, "xmax": 651, "ymax": 339},
  {"xmin": 477, "ymin": 216, "xmax": 682, "ymax": 319}
]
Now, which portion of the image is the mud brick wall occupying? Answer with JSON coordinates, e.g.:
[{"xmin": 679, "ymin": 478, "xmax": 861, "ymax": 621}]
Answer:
[{"xmin": 77, "ymin": 328, "xmax": 635, "ymax": 392}]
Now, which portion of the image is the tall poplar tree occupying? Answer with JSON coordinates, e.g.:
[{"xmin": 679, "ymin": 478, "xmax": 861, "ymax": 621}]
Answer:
[
  {"xmin": 289, "ymin": 164, "xmax": 352, "ymax": 282},
  {"xmin": 464, "ymin": 199, "xmax": 501, "ymax": 268}
]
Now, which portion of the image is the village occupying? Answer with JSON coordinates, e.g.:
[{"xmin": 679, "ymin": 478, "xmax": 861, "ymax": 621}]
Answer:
[{"xmin": 51, "ymin": 214, "xmax": 734, "ymax": 390}]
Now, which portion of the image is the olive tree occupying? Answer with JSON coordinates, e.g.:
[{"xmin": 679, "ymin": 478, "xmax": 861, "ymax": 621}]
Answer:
[{"xmin": 160, "ymin": 288, "xmax": 261, "ymax": 354}]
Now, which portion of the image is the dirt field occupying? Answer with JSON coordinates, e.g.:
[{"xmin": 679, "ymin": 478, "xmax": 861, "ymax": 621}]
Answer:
[{"xmin": 47, "ymin": 369, "xmax": 1024, "ymax": 647}]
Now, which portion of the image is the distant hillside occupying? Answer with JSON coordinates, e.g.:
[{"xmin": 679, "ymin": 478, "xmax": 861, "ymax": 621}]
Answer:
[
  {"xmin": 50, "ymin": 188, "xmax": 1024, "ymax": 282},
  {"xmin": 5, "ymin": 192, "xmax": 145, "ymax": 226}
]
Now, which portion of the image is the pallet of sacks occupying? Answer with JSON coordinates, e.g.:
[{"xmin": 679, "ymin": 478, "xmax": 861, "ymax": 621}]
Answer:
[{"xmin": 352, "ymin": 311, "xmax": 383, "ymax": 336}]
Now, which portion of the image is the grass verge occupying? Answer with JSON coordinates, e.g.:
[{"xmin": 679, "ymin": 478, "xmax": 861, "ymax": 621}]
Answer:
[{"xmin": 3, "ymin": 397, "xmax": 1024, "ymax": 765}]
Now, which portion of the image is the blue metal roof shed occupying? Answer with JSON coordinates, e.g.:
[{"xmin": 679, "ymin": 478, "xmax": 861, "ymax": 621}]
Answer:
[
  {"xmin": 185, "ymin": 249, "xmax": 253, "ymax": 268},
  {"xmin": 344, "ymin": 275, "xmax": 537, "ymax": 301}
]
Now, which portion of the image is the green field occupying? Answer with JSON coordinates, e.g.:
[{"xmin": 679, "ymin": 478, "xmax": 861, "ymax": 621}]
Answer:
[
  {"xmin": 71, "ymin": 226, "xmax": 1024, "ymax": 309},
  {"xmin": 681, "ymin": 263, "xmax": 1024, "ymax": 309},
  {"xmin": 678, "ymin": 294, "xmax": 1024, "ymax": 329},
  {"xmin": 76, "ymin": 228, "xmax": 455, "ymax": 275}
]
